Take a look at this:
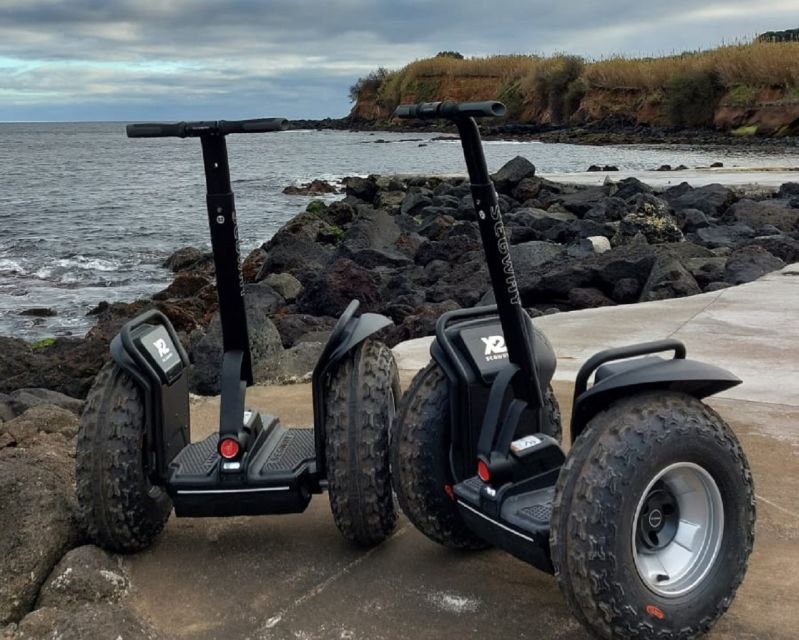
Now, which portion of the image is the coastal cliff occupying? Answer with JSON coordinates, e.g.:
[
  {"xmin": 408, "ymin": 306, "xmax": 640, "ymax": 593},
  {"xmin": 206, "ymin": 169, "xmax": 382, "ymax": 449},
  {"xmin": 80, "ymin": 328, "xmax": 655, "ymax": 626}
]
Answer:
[{"xmin": 350, "ymin": 41, "xmax": 799, "ymax": 138}]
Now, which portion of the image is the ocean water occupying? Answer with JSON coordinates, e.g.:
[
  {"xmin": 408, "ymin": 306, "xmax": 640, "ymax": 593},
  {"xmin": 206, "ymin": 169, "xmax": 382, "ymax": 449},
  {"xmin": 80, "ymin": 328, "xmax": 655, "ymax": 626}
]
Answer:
[{"xmin": 1, "ymin": 122, "xmax": 797, "ymax": 340}]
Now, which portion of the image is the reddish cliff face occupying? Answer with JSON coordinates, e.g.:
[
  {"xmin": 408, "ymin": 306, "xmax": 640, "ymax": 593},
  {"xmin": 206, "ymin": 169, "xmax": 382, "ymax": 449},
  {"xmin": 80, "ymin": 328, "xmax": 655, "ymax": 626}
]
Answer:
[{"xmin": 353, "ymin": 79, "xmax": 799, "ymax": 137}]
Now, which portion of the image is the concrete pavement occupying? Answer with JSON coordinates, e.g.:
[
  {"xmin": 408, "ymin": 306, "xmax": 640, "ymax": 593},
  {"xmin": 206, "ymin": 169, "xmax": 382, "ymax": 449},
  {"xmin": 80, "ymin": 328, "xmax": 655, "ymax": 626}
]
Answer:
[{"xmin": 125, "ymin": 265, "xmax": 799, "ymax": 640}]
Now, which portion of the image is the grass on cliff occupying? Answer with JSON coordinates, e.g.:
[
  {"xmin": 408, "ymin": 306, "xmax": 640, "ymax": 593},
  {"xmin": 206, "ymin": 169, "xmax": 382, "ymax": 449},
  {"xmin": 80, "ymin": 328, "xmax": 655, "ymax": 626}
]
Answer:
[{"xmin": 367, "ymin": 41, "xmax": 799, "ymax": 125}]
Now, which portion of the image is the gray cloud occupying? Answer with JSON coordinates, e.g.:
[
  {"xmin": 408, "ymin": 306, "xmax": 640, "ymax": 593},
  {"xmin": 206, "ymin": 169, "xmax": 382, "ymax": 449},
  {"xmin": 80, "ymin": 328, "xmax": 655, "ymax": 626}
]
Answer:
[{"xmin": 1, "ymin": 0, "xmax": 798, "ymax": 120}]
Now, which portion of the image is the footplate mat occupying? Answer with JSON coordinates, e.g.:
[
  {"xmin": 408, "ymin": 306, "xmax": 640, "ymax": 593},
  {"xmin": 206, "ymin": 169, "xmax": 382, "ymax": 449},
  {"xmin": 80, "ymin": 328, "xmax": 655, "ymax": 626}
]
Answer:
[
  {"xmin": 258, "ymin": 428, "xmax": 315, "ymax": 474},
  {"xmin": 170, "ymin": 433, "xmax": 219, "ymax": 477}
]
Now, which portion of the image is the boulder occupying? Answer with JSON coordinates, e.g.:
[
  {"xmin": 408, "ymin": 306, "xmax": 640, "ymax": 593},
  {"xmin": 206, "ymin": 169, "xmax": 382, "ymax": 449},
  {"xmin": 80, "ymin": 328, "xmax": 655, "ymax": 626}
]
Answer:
[
  {"xmin": 684, "ymin": 257, "xmax": 728, "ymax": 287},
  {"xmin": 568, "ymin": 287, "xmax": 615, "ymax": 309},
  {"xmin": 272, "ymin": 314, "xmax": 336, "ymax": 349},
  {"xmin": 491, "ymin": 156, "xmax": 536, "ymax": 194},
  {"xmin": 297, "ymin": 258, "xmax": 380, "ymax": 317},
  {"xmin": 675, "ymin": 208, "xmax": 710, "ymax": 232},
  {"xmin": 5, "ymin": 389, "xmax": 83, "ymax": 417},
  {"xmin": 724, "ymin": 199, "xmax": 799, "ymax": 233},
  {"xmin": 400, "ymin": 190, "xmax": 433, "ymax": 216},
  {"xmin": 343, "ymin": 176, "xmax": 377, "ymax": 203},
  {"xmin": 385, "ymin": 300, "xmax": 460, "ymax": 346},
  {"xmin": 190, "ymin": 286, "xmax": 285, "ymax": 395},
  {"xmin": 258, "ymin": 235, "xmax": 333, "ymax": 284},
  {"xmin": 9, "ymin": 603, "xmax": 159, "ymax": 640},
  {"xmin": 583, "ymin": 197, "xmax": 627, "ymax": 222},
  {"xmin": 665, "ymin": 183, "xmax": 736, "ymax": 216},
  {"xmin": 612, "ymin": 277, "xmax": 641, "ymax": 303},
  {"xmin": 554, "ymin": 186, "xmax": 609, "ymax": 217},
  {"xmin": 163, "ymin": 246, "xmax": 213, "ymax": 273},
  {"xmin": 511, "ymin": 241, "xmax": 565, "ymax": 278},
  {"xmin": 153, "ymin": 273, "xmax": 210, "ymax": 300},
  {"xmin": 272, "ymin": 342, "xmax": 325, "ymax": 381},
  {"xmin": 640, "ymin": 255, "xmax": 701, "ymax": 302},
  {"xmin": 613, "ymin": 210, "xmax": 683, "ymax": 246},
  {"xmin": 610, "ymin": 177, "xmax": 653, "ymax": 201},
  {"xmin": 282, "ymin": 179, "xmax": 339, "ymax": 195},
  {"xmin": 693, "ymin": 224, "xmax": 755, "ymax": 249},
  {"xmin": 511, "ymin": 177, "xmax": 542, "ymax": 202},
  {"xmin": 742, "ymin": 235, "xmax": 799, "ymax": 263},
  {"xmin": 1, "ymin": 405, "xmax": 79, "ymax": 445},
  {"xmin": 0, "ymin": 447, "xmax": 78, "ymax": 624},
  {"xmin": 778, "ymin": 182, "xmax": 799, "ymax": 198},
  {"xmin": 262, "ymin": 273, "xmax": 303, "ymax": 302},
  {"xmin": 724, "ymin": 246, "xmax": 785, "ymax": 285},
  {"xmin": 36, "ymin": 546, "xmax": 128, "ymax": 610}
]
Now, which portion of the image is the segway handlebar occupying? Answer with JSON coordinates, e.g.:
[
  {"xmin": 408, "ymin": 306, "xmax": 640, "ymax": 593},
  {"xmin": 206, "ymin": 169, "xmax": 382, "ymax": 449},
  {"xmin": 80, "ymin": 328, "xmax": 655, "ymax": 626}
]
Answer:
[
  {"xmin": 393, "ymin": 101, "xmax": 506, "ymax": 120},
  {"xmin": 126, "ymin": 117, "xmax": 289, "ymax": 138}
]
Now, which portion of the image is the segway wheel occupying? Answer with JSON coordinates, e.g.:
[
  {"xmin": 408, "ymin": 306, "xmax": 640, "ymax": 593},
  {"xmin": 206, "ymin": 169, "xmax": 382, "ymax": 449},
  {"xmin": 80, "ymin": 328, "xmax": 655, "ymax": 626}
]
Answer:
[
  {"xmin": 325, "ymin": 339, "xmax": 399, "ymax": 547},
  {"xmin": 391, "ymin": 361, "xmax": 562, "ymax": 550},
  {"xmin": 551, "ymin": 391, "xmax": 755, "ymax": 640},
  {"xmin": 76, "ymin": 362, "xmax": 172, "ymax": 553}
]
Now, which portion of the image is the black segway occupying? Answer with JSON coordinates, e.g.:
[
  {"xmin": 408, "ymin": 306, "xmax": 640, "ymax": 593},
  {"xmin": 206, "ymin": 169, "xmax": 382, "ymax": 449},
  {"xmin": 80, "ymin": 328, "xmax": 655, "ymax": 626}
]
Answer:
[
  {"xmin": 76, "ymin": 118, "xmax": 399, "ymax": 552},
  {"xmin": 391, "ymin": 101, "xmax": 755, "ymax": 639}
]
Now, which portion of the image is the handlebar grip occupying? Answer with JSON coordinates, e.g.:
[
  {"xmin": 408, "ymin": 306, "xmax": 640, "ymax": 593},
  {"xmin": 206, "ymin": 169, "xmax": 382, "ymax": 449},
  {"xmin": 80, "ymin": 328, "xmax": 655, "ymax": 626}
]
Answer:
[
  {"xmin": 393, "ymin": 101, "xmax": 506, "ymax": 120},
  {"xmin": 219, "ymin": 118, "xmax": 289, "ymax": 134},
  {"xmin": 126, "ymin": 122, "xmax": 187, "ymax": 138},
  {"xmin": 447, "ymin": 101, "xmax": 507, "ymax": 118}
]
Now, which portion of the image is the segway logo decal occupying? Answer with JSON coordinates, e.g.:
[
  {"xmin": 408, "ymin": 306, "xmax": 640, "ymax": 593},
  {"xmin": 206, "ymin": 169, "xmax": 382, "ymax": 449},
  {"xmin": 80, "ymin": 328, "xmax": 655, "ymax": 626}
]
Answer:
[
  {"xmin": 489, "ymin": 203, "xmax": 521, "ymax": 306},
  {"xmin": 153, "ymin": 338, "xmax": 172, "ymax": 361},
  {"xmin": 481, "ymin": 335, "xmax": 508, "ymax": 360}
]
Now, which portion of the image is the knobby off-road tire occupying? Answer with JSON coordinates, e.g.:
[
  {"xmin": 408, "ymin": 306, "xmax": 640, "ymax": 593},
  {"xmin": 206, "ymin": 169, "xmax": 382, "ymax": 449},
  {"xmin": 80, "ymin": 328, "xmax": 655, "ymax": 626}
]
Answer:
[
  {"xmin": 391, "ymin": 361, "xmax": 561, "ymax": 550},
  {"xmin": 551, "ymin": 391, "xmax": 755, "ymax": 640},
  {"xmin": 325, "ymin": 339, "xmax": 399, "ymax": 547},
  {"xmin": 76, "ymin": 362, "xmax": 172, "ymax": 553}
]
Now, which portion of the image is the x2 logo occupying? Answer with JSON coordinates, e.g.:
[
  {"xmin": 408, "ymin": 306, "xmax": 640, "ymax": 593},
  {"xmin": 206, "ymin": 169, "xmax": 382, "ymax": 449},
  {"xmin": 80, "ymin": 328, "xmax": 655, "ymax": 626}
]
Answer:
[
  {"xmin": 153, "ymin": 338, "xmax": 172, "ymax": 361},
  {"xmin": 481, "ymin": 335, "xmax": 508, "ymax": 361}
]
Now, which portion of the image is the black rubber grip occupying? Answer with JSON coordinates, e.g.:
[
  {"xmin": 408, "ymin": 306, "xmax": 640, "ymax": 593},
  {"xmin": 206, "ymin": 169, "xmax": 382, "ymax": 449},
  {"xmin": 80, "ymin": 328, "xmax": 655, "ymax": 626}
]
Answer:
[
  {"xmin": 126, "ymin": 117, "xmax": 289, "ymax": 138},
  {"xmin": 219, "ymin": 118, "xmax": 289, "ymax": 134},
  {"xmin": 393, "ymin": 101, "xmax": 506, "ymax": 120},
  {"xmin": 126, "ymin": 122, "xmax": 187, "ymax": 138}
]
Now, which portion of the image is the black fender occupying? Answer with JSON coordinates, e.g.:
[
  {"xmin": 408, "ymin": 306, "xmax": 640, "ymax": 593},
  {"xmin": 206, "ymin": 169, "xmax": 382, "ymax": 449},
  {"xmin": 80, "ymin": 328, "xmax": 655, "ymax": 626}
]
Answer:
[
  {"xmin": 311, "ymin": 299, "xmax": 393, "ymax": 476},
  {"xmin": 570, "ymin": 339, "xmax": 741, "ymax": 442},
  {"xmin": 109, "ymin": 309, "xmax": 192, "ymax": 483}
]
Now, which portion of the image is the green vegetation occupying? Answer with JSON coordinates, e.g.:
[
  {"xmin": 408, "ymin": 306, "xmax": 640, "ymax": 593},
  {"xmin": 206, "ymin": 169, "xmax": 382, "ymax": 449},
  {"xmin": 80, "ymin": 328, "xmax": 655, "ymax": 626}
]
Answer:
[
  {"xmin": 351, "ymin": 39, "xmax": 799, "ymax": 128},
  {"xmin": 306, "ymin": 199, "xmax": 327, "ymax": 215},
  {"xmin": 31, "ymin": 337, "xmax": 56, "ymax": 350}
]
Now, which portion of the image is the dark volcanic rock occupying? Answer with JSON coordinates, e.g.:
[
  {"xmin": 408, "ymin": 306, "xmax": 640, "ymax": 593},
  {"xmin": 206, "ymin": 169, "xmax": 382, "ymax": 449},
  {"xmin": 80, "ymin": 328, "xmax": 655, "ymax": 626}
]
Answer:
[
  {"xmin": 640, "ymin": 255, "xmax": 701, "ymax": 301},
  {"xmin": 297, "ymin": 258, "xmax": 380, "ymax": 317},
  {"xmin": 742, "ymin": 235, "xmax": 799, "ymax": 263},
  {"xmin": 491, "ymin": 156, "xmax": 536, "ymax": 194},
  {"xmin": 724, "ymin": 246, "xmax": 785, "ymax": 285},
  {"xmin": 0, "ymin": 446, "xmax": 78, "ymax": 624},
  {"xmin": 724, "ymin": 199, "xmax": 799, "ymax": 233},
  {"xmin": 10, "ymin": 603, "xmax": 160, "ymax": 640},
  {"xmin": 693, "ymin": 224, "xmax": 756, "ymax": 249},
  {"xmin": 665, "ymin": 183, "xmax": 736, "ymax": 217},
  {"xmin": 163, "ymin": 246, "xmax": 213, "ymax": 273},
  {"xmin": 20, "ymin": 307, "xmax": 56, "ymax": 317},
  {"xmin": 610, "ymin": 177, "xmax": 653, "ymax": 200},
  {"xmin": 343, "ymin": 176, "xmax": 378, "ymax": 203},
  {"xmin": 282, "ymin": 179, "xmax": 339, "ymax": 195},
  {"xmin": 272, "ymin": 313, "xmax": 336, "ymax": 349}
]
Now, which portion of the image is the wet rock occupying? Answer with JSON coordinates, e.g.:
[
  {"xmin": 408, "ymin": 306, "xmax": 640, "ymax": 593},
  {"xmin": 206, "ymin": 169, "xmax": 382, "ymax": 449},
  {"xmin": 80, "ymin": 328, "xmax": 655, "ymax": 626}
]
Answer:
[
  {"xmin": 724, "ymin": 199, "xmax": 799, "ymax": 233},
  {"xmin": 36, "ymin": 546, "xmax": 128, "ymax": 610},
  {"xmin": 640, "ymin": 255, "xmax": 701, "ymax": 302},
  {"xmin": 153, "ymin": 273, "xmax": 210, "ymax": 300},
  {"xmin": 343, "ymin": 176, "xmax": 377, "ymax": 203},
  {"xmin": 724, "ymin": 246, "xmax": 785, "ymax": 285},
  {"xmin": 163, "ymin": 247, "xmax": 213, "ymax": 273},
  {"xmin": 587, "ymin": 165, "xmax": 603, "ymax": 172},
  {"xmin": 262, "ymin": 273, "xmax": 303, "ymax": 302},
  {"xmin": 282, "ymin": 179, "xmax": 339, "ymax": 195},
  {"xmin": 491, "ymin": 156, "xmax": 536, "ymax": 194},
  {"xmin": 20, "ymin": 308, "xmax": 56, "ymax": 318},
  {"xmin": 0, "ymin": 447, "xmax": 78, "ymax": 624}
]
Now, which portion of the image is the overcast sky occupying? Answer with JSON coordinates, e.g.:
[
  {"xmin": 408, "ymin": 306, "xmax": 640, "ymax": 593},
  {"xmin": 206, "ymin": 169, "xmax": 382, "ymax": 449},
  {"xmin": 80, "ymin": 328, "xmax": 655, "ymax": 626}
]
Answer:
[{"xmin": 2, "ymin": 0, "xmax": 799, "ymax": 121}]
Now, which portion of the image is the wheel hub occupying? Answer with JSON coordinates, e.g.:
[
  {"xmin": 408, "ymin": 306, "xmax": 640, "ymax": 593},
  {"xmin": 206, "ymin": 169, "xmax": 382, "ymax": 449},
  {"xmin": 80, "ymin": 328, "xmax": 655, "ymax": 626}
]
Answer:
[
  {"xmin": 637, "ymin": 486, "xmax": 680, "ymax": 550},
  {"xmin": 631, "ymin": 462, "xmax": 725, "ymax": 598}
]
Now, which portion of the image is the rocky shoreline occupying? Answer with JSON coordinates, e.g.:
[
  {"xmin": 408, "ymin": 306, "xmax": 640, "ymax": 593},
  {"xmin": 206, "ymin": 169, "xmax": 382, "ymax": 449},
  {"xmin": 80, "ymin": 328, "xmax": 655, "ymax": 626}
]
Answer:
[
  {"xmin": 2, "ymin": 159, "xmax": 798, "ymax": 636},
  {"xmin": 290, "ymin": 116, "xmax": 799, "ymax": 148}
]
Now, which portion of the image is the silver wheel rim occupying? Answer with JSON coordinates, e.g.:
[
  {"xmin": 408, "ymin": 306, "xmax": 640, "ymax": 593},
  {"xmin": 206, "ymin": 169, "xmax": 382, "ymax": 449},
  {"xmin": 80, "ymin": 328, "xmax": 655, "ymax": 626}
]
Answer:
[{"xmin": 632, "ymin": 462, "xmax": 724, "ymax": 598}]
